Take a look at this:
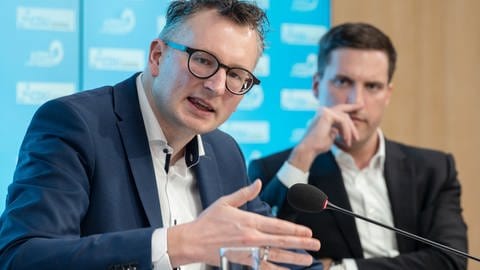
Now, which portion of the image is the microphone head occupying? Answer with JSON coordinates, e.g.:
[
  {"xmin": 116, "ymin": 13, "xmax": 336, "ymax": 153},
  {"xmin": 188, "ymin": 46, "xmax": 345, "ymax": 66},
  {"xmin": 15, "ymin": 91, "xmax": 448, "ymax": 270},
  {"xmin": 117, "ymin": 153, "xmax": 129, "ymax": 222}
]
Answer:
[{"xmin": 287, "ymin": 183, "xmax": 328, "ymax": 213}]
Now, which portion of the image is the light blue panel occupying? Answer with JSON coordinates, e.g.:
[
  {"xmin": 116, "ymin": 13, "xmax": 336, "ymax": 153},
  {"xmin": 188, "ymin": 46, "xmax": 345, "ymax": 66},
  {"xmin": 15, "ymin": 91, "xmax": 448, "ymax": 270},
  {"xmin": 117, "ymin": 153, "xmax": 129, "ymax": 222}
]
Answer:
[
  {"xmin": 0, "ymin": 0, "xmax": 330, "ymax": 211},
  {"xmin": 0, "ymin": 0, "xmax": 80, "ymax": 210},
  {"xmin": 82, "ymin": 0, "xmax": 171, "ymax": 89},
  {"xmin": 221, "ymin": 0, "xmax": 330, "ymax": 163}
]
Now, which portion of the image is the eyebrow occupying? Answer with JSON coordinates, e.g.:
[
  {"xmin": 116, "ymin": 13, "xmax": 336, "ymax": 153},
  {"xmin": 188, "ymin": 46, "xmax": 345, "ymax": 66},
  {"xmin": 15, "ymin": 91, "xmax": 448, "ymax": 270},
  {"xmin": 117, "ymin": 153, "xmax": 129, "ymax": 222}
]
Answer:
[
  {"xmin": 331, "ymin": 74, "xmax": 353, "ymax": 83},
  {"xmin": 332, "ymin": 74, "xmax": 386, "ymax": 87}
]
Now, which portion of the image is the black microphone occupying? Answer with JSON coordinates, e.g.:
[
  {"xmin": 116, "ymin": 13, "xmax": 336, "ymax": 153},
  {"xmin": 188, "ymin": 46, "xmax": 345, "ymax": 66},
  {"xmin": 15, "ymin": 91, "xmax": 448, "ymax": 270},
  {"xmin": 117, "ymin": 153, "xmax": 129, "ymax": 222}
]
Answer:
[{"xmin": 287, "ymin": 183, "xmax": 480, "ymax": 262}]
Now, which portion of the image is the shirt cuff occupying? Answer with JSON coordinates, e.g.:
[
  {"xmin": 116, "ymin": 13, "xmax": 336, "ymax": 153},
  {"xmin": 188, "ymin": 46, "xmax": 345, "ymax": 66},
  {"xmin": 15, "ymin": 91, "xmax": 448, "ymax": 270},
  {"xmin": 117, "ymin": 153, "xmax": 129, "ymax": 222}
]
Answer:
[
  {"xmin": 277, "ymin": 161, "xmax": 310, "ymax": 188},
  {"xmin": 152, "ymin": 228, "xmax": 174, "ymax": 269}
]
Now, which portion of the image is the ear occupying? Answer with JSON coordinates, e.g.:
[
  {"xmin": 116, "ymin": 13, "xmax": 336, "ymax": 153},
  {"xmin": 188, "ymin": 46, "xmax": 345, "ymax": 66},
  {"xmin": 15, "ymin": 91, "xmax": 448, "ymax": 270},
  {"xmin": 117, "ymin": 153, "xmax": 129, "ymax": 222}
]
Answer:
[
  {"xmin": 312, "ymin": 72, "xmax": 321, "ymax": 99},
  {"xmin": 148, "ymin": 39, "xmax": 166, "ymax": 77}
]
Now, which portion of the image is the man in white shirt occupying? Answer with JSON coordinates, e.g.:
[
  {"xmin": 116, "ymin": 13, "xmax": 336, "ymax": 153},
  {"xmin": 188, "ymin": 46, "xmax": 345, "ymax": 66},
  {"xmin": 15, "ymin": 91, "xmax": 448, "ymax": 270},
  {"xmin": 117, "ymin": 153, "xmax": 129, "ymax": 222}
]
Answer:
[
  {"xmin": 0, "ymin": 1, "xmax": 323, "ymax": 269},
  {"xmin": 249, "ymin": 22, "xmax": 467, "ymax": 270}
]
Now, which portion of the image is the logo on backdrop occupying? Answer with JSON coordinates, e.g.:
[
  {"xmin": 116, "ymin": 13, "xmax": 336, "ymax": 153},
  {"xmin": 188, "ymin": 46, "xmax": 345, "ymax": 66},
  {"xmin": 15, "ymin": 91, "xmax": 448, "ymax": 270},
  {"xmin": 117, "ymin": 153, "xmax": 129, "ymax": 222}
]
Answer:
[
  {"xmin": 220, "ymin": 121, "xmax": 270, "ymax": 144},
  {"xmin": 290, "ymin": 53, "xmax": 317, "ymax": 78},
  {"xmin": 88, "ymin": 47, "xmax": 145, "ymax": 71},
  {"xmin": 290, "ymin": 127, "xmax": 307, "ymax": 143},
  {"xmin": 254, "ymin": 54, "xmax": 270, "ymax": 77},
  {"xmin": 101, "ymin": 8, "xmax": 136, "ymax": 35},
  {"xmin": 238, "ymin": 85, "xmax": 264, "ymax": 111},
  {"xmin": 16, "ymin": 6, "xmax": 76, "ymax": 32},
  {"xmin": 291, "ymin": 0, "xmax": 319, "ymax": 11},
  {"xmin": 281, "ymin": 23, "xmax": 327, "ymax": 45},
  {"xmin": 280, "ymin": 88, "xmax": 318, "ymax": 111},
  {"xmin": 26, "ymin": 40, "xmax": 64, "ymax": 67},
  {"xmin": 16, "ymin": 81, "xmax": 76, "ymax": 105}
]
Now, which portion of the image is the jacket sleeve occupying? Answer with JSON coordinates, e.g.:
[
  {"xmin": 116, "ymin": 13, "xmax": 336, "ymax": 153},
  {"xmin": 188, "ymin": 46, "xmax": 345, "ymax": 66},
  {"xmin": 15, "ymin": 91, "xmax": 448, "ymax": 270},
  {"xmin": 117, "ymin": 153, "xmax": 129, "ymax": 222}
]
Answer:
[
  {"xmin": 248, "ymin": 158, "xmax": 289, "ymax": 216},
  {"xmin": 0, "ymin": 98, "xmax": 155, "ymax": 270}
]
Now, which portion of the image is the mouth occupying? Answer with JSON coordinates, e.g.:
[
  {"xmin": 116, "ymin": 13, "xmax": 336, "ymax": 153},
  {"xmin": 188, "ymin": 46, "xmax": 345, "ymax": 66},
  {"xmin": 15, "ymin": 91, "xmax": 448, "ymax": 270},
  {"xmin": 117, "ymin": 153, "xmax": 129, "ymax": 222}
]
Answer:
[{"xmin": 188, "ymin": 97, "xmax": 215, "ymax": 113}]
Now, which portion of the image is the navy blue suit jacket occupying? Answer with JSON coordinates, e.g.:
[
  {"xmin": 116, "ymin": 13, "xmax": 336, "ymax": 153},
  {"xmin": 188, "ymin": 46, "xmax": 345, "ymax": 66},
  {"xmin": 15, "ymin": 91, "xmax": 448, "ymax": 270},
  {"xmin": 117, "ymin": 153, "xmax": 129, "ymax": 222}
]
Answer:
[
  {"xmin": 249, "ymin": 141, "xmax": 468, "ymax": 269},
  {"xmin": 0, "ymin": 74, "xmax": 272, "ymax": 269}
]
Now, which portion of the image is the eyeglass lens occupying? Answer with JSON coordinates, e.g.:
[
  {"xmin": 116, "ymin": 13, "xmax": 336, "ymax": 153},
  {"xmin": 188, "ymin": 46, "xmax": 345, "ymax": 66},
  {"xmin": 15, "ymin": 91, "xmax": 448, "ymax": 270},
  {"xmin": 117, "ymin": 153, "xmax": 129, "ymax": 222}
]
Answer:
[{"xmin": 188, "ymin": 51, "xmax": 254, "ymax": 94}]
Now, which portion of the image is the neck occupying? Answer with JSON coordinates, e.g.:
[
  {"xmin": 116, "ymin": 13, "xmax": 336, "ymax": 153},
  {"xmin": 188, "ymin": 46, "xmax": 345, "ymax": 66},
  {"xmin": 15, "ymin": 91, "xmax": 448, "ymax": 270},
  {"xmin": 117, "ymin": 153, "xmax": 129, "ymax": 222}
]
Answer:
[
  {"xmin": 338, "ymin": 133, "xmax": 380, "ymax": 170},
  {"xmin": 161, "ymin": 126, "xmax": 195, "ymax": 165},
  {"xmin": 141, "ymin": 74, "xmax": 195, "ymax": 164}
]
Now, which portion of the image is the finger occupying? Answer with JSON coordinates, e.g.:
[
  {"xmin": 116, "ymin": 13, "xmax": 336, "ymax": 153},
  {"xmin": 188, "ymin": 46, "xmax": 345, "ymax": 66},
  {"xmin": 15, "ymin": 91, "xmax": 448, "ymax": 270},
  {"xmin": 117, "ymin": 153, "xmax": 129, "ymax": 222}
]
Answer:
[
  {"xmin": 256, "ymin": 233, "xmax": 321, "ymax": 251},
  {"xmin": 349, "ymin": 116, "xmax": 360, "ymax": 141},
  {"xmin": 347, "ymin": 115, "xmax": 360, "ymax": 141},
  {"xmin": 226, "ymin": 214, "xmax": 320, "ymax": 251},
  {"xmin": 329, "ymin": 127, "xmax": 339, "ymax": 141},
  {"xmin": 254, "ymin": 215, "xmax": 313, "ymax": 237},
  {"xmin": 222, "ymin": 179, "xmax": 262, "ymax": 208},
  {"xmin": 334, "ymin": 102, "xmax": 364, "ymax": 113},
  {"xmin": 264, "ymin": 247, "xmax": 314, "ymax": 266},
  {"xmin": 342, "ymin": 111, "xmax": 361, "ymax": 145},
  {"xmin": 251, "ymin": 217, "xmax": 321, "ymax": 251},
  {"xmin": 328, "ymin": 112, "xmax": 354, "ymax": 146},
  {"xmin": 340, "ymin": 114, "xmax": 355, "ymax": 146},
  {"xmin": 319, "ymin": 258, "xmax": 334, "ymax": 269}
]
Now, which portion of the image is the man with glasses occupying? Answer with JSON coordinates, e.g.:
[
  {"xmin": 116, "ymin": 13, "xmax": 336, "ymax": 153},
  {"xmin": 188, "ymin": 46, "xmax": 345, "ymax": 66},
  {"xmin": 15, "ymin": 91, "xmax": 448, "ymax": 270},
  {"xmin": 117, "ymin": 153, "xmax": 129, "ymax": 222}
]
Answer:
[{"xmin": 0, "ymin": 1, "xmax": 322, "ymax": 269}]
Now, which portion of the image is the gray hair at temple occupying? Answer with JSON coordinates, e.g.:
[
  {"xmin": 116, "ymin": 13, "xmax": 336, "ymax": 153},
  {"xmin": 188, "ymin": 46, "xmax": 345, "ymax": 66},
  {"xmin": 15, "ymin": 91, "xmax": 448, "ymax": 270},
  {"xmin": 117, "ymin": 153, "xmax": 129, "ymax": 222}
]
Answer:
[
  {"xmin": 159, "ymin": 0, "xmax": 269, "ymax": 56},
  {"xmin": 317, "ymin": 22, "xmax": 397, "ymax": 82}
]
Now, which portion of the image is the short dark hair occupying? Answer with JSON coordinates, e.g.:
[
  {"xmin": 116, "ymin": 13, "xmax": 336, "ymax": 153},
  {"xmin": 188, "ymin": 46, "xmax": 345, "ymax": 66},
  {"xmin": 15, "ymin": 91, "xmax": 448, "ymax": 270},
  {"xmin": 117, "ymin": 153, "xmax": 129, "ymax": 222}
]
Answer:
[
  {"xmin": 317, "ymin": 22, "xmax": 397, "ymax": 82},
  {"xmin": 160, "ymin": 0, "xmax": 269, "ymax": 54}
]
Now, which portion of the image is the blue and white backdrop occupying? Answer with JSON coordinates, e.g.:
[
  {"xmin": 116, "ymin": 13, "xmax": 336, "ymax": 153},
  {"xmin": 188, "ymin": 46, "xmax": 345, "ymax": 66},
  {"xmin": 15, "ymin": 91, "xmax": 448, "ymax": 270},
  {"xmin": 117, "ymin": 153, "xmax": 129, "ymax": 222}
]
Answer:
[{"xmin": 0, "ymin": 0, "xmax": 330, "ymax": 210}]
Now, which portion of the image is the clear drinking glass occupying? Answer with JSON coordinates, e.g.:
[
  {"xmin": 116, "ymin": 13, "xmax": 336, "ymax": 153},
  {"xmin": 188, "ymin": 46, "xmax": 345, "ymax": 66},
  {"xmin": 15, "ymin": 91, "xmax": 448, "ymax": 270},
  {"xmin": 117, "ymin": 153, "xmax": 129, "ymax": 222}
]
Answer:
[{"xmin": 219, "ymin": 247, "xmax": 261, "ymax": 270}]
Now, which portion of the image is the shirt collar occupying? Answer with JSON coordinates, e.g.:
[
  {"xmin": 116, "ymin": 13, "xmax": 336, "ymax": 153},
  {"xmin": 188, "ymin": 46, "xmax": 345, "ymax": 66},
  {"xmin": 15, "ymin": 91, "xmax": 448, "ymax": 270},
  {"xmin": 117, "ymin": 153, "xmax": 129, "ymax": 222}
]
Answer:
[
  {"xmin": 331, "ymin": 129, "xmax": 386, "ymax": 171},
  {"xmin": 136, "ymin": 73, "xmax": 205, "ymax": 167}
]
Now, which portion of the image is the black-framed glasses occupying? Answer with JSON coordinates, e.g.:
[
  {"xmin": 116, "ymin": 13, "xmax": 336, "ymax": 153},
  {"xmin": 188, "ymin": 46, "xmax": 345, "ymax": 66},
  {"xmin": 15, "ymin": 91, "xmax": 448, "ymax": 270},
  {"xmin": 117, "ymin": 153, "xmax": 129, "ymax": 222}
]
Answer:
[{"xmin": 164, "ymin": 40, "xmax": 260, "ymax": 95}]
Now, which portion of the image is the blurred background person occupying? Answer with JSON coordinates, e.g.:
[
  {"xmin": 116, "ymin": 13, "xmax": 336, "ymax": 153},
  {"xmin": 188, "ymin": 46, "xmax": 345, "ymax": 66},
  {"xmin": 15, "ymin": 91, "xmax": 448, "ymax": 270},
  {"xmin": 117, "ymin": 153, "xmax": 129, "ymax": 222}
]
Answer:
[{"xmin": 249, "ymin": 22, "xmax": 467, "ymax": 270}]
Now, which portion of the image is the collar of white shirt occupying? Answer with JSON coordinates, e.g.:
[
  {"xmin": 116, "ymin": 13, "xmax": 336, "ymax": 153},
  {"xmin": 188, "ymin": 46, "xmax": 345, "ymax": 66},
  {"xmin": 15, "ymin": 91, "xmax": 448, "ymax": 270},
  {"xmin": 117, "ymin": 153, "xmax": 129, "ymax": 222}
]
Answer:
[{"xmin": 331, "ymin": 129, "xmax": 386, "ymax": 171}]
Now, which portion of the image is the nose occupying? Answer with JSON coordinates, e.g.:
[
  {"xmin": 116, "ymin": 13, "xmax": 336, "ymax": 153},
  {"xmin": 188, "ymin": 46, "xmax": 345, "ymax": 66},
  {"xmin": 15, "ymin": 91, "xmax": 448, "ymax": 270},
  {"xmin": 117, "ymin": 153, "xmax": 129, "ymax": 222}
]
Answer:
[
  {"xmin": 203, "ymin": 68, "xmax": 227, "ymax": 95},
  {"xmin": 347, "ymin": 86, "xmax": 365, "ymax": 106}
]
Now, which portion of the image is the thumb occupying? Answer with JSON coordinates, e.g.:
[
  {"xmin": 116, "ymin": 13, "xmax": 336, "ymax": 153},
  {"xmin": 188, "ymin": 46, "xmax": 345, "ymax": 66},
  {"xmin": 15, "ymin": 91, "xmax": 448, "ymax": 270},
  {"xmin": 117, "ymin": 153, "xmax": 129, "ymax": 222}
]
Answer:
[{"xmin": 223, "ymin": 179, "xmax": 262, "ymax": 208}]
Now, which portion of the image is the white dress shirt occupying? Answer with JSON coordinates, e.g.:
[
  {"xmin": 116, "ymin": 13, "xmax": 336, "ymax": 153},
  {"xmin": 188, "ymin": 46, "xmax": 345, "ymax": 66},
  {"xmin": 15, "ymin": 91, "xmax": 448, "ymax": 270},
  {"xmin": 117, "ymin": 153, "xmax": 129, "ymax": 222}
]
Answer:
[
  {"xmin": 136, "ymin": 73, "xmax": 208, "ymax": 270},
  {"xmin": 277, "ymin": 130, "xmax": 399, "ymax": 270}
]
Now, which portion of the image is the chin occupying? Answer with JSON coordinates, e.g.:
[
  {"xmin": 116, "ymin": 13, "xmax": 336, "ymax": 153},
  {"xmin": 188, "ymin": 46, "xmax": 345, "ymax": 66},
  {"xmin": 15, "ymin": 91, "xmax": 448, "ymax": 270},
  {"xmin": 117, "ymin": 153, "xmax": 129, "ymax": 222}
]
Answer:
[
  {"xmin": 192, "ymin": 123, "xmax": 216, "ymax": 135},
  {"xmin": 182, "ymin": 115, "xmax": 217, "ymax": 134}
]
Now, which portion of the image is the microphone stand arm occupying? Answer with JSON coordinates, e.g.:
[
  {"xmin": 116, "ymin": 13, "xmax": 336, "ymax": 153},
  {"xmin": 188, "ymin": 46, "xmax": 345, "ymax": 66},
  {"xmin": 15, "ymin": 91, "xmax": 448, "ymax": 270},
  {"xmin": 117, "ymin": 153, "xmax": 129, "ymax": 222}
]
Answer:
[{"xmin": 326, "ymin": 202, "xmax": 479, "ymax": 262}]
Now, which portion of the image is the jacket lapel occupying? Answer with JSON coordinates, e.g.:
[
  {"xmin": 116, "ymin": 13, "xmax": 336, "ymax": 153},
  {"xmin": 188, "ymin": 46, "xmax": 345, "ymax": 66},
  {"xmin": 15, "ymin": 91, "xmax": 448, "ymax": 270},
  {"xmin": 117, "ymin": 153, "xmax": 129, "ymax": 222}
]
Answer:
[
  {"xmin": 307, "ymin": 141, "xmax": 417, "ymax": 257},
  {"xmin": 192, "ymin": 139, "xmax": 224, "ymax": 209},
  {"xmin": 384, "ymin": 140, "xmax": 417, "ymax": 252},
  {"xmin": 310, "ymin": 152, "xmax": 364, "ymax": 258},
  {"xmin": 113, "ymin": 73, "xmax": 163, "ymax": 228}
]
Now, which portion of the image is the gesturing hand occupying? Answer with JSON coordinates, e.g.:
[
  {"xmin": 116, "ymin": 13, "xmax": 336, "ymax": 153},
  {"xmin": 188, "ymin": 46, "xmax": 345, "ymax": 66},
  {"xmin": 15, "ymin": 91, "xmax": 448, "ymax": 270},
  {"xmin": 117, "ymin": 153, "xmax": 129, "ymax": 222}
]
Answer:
[{"xmin": 167, "ymin": 179, "xmax": 321, "ymax": 268}]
